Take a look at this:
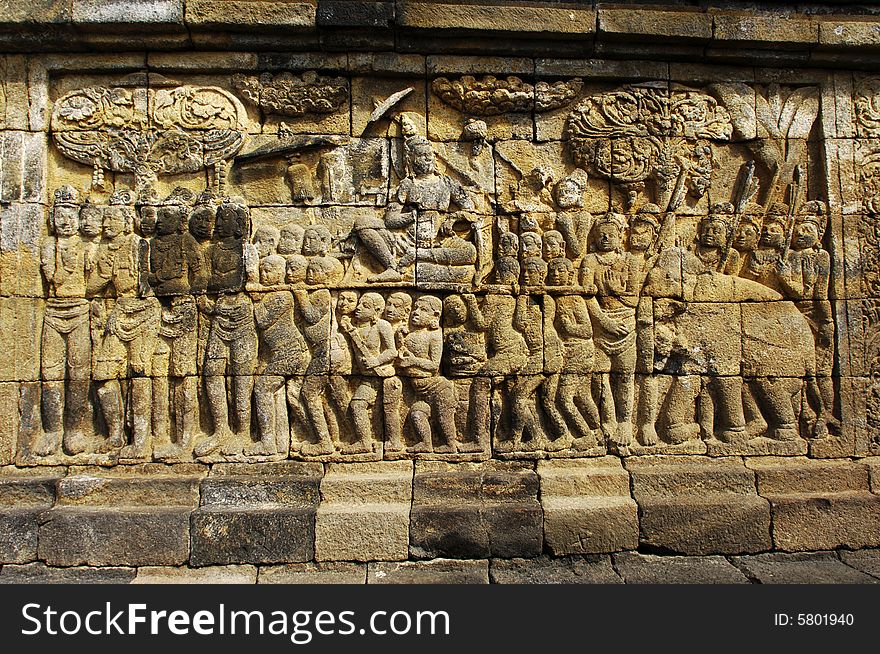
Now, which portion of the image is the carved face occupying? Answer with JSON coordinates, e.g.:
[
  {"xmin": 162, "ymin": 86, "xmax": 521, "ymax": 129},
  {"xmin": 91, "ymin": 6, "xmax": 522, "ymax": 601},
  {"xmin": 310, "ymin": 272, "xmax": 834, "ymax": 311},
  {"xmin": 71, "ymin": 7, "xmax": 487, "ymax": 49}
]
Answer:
[
  {"xmin": 554, "ymin": 180, "xmax": 581, "ymax": 210},
  {"xmin": 498, "ymin": 232, "xmax": 519, "ymax": 258},
  {"xmin": 524, "ymin": 258, "xmax": 547, "ymax": 286},
  {"xmin": 384, "ymin": 295, "xmax": 412, "ymax": 324},
  {"xmin": 496, "ymin": 258, "xmax": 520, "ymax": 284},
  {"xmin": 543, "ymin": 231, "xmax": 565, "ymax": 259},
  {"xmin": 189, "ymin": 205, "xmax": 215, "ymax": 241},
  {"xmin": 793, "ymin": 222, "xmax": 820, "ymax": 250},
  {"xmin": 411, "ymin": 147, "xmax": 436, "ymax": 176},
  {"xmin": 761, "ymin": 221, "xmax": 786, "ymax": 249},
  {"xmin": 629, "ymin": 220, "xmax": 656, "ymax": 252},
  {"xmin": 215, "ymin": 203, "xmax": 245, "ymax": 239},
  {"xmin": 734, "ymin": 222, "xmax": 760, "ymax": 252},
  {"xmin": 443, "ymin": 295, "xmax": 467, "ymax": 326},
  {"xmin": 53, "ymin": 205, "xmax": 79, "ymax": 237},
  {"xmin": 137, "ymin": 206, "xmax": 158, "ymax": 236},
  {"xmin": 521, "ymin": 232, "xmax": 542, "ymax": 259},
  {"xmin": 594, "ymin": 223, "xmax": 621, "ymax": 252},
  {"xmin": 286, "ymin": 259, "xmax": 307, "ymax": 284},
  {"xmin": 302, "ymin": 227, "xmax": 330, "ymax": 257},
  {"xmin": 156, "ymin": 206, "xmax": 185, "ymax": 236},
  {"xmin": 253, "ymin": 228, "xmax": 280, "ymax": 258},
  {"xmin": 103, "ymin": 208, "xmax": 126, "ymax": 239},
  {"xmin": 547, "ymin": 259, "xmax": 572, "ymax": 286},
  {"xmin": 355, "ymin": 294, "xmax": 382, "ymax": 321},
  {"xmin": 79, "ymin": 205, "xmax": 104, "ymax": 237},
  {"xmin": 337, "ymin": 291, "xmax": 358, "ymax": 315},
  {"xmin": 699, "ymin": 218, "xmax": 727, "ymax": 248},
  {"xmin": 410, "ymin": 298, "xmax": 439, "ymax": 329},
  {"xmin": 259, "ymin": 258, "xmax": 285, "ymax": 286},
  {"xmin": 278, "ymin": 226, "xmax": 304, "ymax": 255}
]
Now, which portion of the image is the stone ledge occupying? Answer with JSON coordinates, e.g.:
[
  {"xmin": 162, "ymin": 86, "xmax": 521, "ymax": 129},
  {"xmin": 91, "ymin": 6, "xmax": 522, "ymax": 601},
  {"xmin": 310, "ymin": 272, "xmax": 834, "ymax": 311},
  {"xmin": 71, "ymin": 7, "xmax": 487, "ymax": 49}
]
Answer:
[{"xmin": 397, "ymin": 1, "xmax": 595, "ymax": 35}]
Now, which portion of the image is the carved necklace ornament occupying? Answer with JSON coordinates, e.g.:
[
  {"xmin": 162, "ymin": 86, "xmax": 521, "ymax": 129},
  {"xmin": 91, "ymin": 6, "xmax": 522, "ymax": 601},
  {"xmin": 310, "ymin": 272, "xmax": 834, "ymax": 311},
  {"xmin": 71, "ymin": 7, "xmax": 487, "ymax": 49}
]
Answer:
[
  {"xmin": 51, "ymin": 85, "xmax": 247, "ymax": 191},
  {"xmin": 564, "ymin": 85, "xmax": 731, "ymax": 208},
  {"xmin": 232, "ymin": 71, "xmax": 349, "ymax": 117},
  {"xmin": 431, "ymin": 75, "xmax": 583, "ymax": 116}
]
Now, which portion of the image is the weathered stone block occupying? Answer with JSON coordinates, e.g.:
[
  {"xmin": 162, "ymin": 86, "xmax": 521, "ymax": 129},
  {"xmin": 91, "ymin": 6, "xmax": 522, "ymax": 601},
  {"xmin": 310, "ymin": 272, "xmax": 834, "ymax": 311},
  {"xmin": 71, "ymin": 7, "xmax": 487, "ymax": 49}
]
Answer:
[
  {"xmin": 613, "ymin": 552, "xmax": 750, "ymax": 584},
  {"xmin": 490, "ymin": 555, "xmax": 621, "ymax": 584},
  {"xmin": 749, "ymin": 457, "xmax": 880, "ymax": 550},
  {"xmin": 316, "ymin": 462, "xmax": 412, "ymax": 562},
  {"xmin": 317, "ymin": 1, "xmax": 393, "ymax": 28},
  {"xmin": 133, "ymin": 565, "xmax": 257, "ymax": 584},
  {"xmin": 0, "ymin": 562, "xmax": 136, "ymax": 584},
  {"xmin": 259, "ymin": 562, "xmax": 367, "ymax": 584},
  {"xmin": 732, "ymin": 552, "xmax": 878, "ymax": 584},
  {"xmin": 191, "ymin": 507, "xmax": 315, "ymax": 566},
  {"xmin": 58, "ymin": 465, "xmax": 205, "ymax": 507},
  {"xmin": 628, "ymin": 457, "xmax": 772, "ymax": 555},
  {"xmin": 72, "ymin": 0, "xmax": 184, "ymax": 25},
  {"xmin": 539, "ymin": 458, "xmax": 638, "ymax": 555},
  {"xmin": 712, "ymin": 13, "xmax": 818, "ymax": 46},
  {"xmin": 368, "ymin": 558, "xmax": 489, "ymax": 584},
  {"xmin": 185, "ymin": 0, "xmax": 316, "ymax": 29},
  {"xmin": 0, "ymin": 509, "xmax": 40, "ymax": 563},
  {"xmin": 410, "ymin": 461, "xmax": 542, "ymax": 559},
  {"xmin": 398, "ymin": 3, "xmax": 595, "ymax": 35},
  {"xmin": 39, "ymin": 507, "xmax": 191, "ymax": 566},
  {"xmin": 599, "ymin": 7, "xmax": 712, "ymax": 42}
]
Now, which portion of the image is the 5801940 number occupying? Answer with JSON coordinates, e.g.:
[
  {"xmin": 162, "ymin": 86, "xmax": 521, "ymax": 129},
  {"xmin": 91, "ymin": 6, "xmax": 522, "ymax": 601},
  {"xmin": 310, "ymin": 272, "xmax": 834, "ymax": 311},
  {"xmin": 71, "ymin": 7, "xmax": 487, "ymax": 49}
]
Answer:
[{"xmin": 797, "ymin": 614, "xmax": 854, "ymax": 626}]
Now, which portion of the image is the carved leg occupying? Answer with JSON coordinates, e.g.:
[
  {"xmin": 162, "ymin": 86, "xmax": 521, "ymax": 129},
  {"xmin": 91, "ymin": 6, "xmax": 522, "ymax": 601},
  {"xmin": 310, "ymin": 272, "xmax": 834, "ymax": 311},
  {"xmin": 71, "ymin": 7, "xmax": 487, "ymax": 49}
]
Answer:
[
  {"xmin": 121, "ymin": 377, "xmax": 152, "ymax": 459},
  {"xmin": 195, "ymin": 370, "xmax": 230, "ymax": 457},
  {"xmin": 661, "ymin": 374, "xmax": 701, "ymax": 444},
  {"xmin": 637, "ymin": 375, "xmax": 659, "ymax": 446},
  {"xmin": 509, "ymin": 375, "xmax": 542, "ymax": 448},
  {"xmin": 345, "ymin": 398, "xmax": 373, "ymax": 454},
  {"xmin": 37, "ymin": 381, "xmax": 64, "ymax": 456},
  {"xmin": 408, "ymin": 402, "xmax": 433, "ymax": 453},
  {"xmin": 712, "ymin": 376, "xmax": 747, "ymax": 443},
  {"xmin": 383, "ymin": 376, "xmax": 404, "ymax": 451},
  {"xmin": 96, "ymin": 380, "xmax": 125, "ymax": 452},
  {"xmin": 458, "ymin": 377, "xmax": 490, "ymax": 452},
  {"xmin": 226, "ymin": 374, "xmax": 254, "ymax": 455},
  {"xmin": 541, "ymin": 373, "xmax": 570, "ymax": 449},
  {"xmin": 430, "ymin": 380, "xmax": 458, "ymax": 454},
  {"xmin": 742, "ymin": 379, "xmax": 768, "ymax": 438},
  {"xmin": 609, "ymin": 370, "xmax": 634, "ymax": 454},
  {"xmin": 299, "ymin": 375, "xmax": 335, "ymax": 455},
  {"xmin": 558, "ymin": 375, "xmax": 593, "ymax": 445},
  {"xmin": 754, "ymin": 377, "xmax": 801, "ymax": 441},
  {"xmin": 249, "ymin": 374, "xmax": 281, "ymax": 456},
  {"xmin": 64, "ymin": 321, "xmax": 92, "ymax": 454}
]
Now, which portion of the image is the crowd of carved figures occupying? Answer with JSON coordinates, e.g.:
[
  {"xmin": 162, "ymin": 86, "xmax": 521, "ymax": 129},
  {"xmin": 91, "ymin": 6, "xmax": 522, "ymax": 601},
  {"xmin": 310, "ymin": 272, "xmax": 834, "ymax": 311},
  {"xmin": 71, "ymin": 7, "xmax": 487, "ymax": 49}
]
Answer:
[{"xmin": 30, "ymin": 76, "xmax": 844, "ymax": 461}]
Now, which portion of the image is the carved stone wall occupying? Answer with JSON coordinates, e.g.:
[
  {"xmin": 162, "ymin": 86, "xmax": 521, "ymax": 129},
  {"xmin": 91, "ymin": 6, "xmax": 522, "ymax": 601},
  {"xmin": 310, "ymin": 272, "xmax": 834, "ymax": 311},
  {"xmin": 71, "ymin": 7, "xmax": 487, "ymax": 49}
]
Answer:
[{"xmin": 2, "ymin": 3, "xmax": 880, "ymax": 572}]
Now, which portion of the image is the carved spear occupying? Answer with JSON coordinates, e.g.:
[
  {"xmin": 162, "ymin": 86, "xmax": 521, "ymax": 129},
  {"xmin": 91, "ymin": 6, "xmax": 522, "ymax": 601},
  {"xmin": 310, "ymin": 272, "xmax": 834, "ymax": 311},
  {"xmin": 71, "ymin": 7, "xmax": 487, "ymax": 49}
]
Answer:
[
  {"xmin": 719, "ymin": 160, "xmax": 758, "ymax": 270},
  {"xmin": 781, "ymin": 164, "xmax": 804, "ymax": 260}
]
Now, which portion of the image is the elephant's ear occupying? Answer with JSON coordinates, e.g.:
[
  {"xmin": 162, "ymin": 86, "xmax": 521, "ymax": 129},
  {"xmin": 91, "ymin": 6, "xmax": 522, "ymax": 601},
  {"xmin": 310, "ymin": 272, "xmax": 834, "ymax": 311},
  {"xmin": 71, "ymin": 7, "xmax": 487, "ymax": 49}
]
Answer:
[
  {"xmin": 777, "ymin": 86, "xmax": 820, "ymax": 140},
  {"xmin": 707, "ymin": 82, "xmax": 757, "ymax": 141}
]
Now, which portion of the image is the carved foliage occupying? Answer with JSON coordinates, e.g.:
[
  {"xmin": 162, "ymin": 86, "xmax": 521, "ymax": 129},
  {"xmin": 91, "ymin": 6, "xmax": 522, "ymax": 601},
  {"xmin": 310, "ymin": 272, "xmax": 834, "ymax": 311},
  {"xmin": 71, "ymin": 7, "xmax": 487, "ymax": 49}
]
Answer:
[
  {"xmin": 232, "ymin": 72, "xmax": 349, "ymax": 116},
  {"xmin": 51, "ymin": 85, "xmax": 248, "ymax": 187},
  {"xmin": 431, "ymin": 75, "xmax": 583, "ymax": 116},
  {"xmin": 564, "ymin": 84, "xmax": 731, "ymax": 204}
]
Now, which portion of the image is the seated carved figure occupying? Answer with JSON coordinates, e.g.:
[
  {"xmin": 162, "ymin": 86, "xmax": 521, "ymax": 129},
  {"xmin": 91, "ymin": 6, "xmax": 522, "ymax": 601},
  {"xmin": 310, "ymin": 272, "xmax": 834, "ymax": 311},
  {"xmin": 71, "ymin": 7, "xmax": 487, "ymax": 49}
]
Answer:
[{"xmin": 351, "ymin": 134, "xmax": 474, "ymax": 282}]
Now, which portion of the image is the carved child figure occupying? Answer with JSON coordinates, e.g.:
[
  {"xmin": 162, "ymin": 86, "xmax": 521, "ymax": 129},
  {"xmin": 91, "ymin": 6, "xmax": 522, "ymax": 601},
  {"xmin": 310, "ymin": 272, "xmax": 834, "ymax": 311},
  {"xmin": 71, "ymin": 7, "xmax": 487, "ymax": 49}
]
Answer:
[
  {"xmin": 382, "ymin": 292, "xmax": 412, "ymax": 452},
  {"xmin": 278, "ymin": 224, "xmax": 308, "ymax": 285},
  {"xmin": 149, "ymin": 198, "xmax": 205, "ymax": 296},
  {"xmin": 552, "ymin": 169, "xmax": 592, "ymax": 267},
  {"xmin": 339, "ymin": 292, "xmax": 397, "ymax": 453},
  {"xmin": 37, "ymin": 186, "xmax": 91, "ymax": 456},
  {"xmin": 397, "ymin": 295, "xmax": 458, "ymax": 453},
  {"xmin": 246, "ymin": 225, "xmax": 281, "ymax": 289},
  {"xmin": 302, "ymin": 224, "xmax": 344, "ymax": 286}
]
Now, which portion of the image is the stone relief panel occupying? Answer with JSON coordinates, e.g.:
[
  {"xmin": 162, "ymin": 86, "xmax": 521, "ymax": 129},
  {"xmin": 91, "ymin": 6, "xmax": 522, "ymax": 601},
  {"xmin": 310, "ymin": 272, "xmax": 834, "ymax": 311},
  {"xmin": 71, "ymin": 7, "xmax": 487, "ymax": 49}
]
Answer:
[{"xmin": 9, "ymin": 67, "xmax": 849, "ymax": 466}]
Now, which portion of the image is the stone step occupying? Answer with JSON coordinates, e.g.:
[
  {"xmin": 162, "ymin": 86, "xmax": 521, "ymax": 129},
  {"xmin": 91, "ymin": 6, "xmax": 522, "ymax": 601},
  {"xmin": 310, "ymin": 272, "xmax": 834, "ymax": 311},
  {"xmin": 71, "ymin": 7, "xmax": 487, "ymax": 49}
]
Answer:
[
  {"xmin": 747, "ymin": 457, "xmax": 871, "ymax": 494},
  {"xmin": 58, "ymin": 464, "xmax": 206, "ymax": 507}
]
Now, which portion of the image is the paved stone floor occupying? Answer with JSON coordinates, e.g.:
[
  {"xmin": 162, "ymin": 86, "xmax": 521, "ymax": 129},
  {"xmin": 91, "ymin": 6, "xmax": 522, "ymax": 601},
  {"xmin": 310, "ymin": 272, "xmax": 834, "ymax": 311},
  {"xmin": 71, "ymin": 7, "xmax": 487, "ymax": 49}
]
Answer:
[{"xmin": 2, "ymin": 549, "xmax": 879, "ymax": 584}]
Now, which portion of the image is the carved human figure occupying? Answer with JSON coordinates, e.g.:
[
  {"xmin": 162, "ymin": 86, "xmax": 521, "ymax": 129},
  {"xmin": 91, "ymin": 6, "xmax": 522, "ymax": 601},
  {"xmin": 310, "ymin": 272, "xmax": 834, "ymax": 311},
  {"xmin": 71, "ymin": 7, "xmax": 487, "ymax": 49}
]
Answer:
[
  {"xmin": 188, "ymin": 192, "xmax": 216, "ymax": 294},
  {"xmin": 494, "ymin": 231, "xmax": 521, "ymax": 285},
  {"xmin": 302, "ymin": 224, "xmax": 344, "ymax": 285},
  {"xmin": 207, "ymin": 197, "xmax": 249, "ymax": 293},
  {"xmin": 79, "ymin": 198, "xmax": 104, "ymax": 277},
  {"xmin": 397, "ymin": 295, "xmax": 458, "ymax": 452},
  {"xmin": 339, "ymin": 292, "xmax": 397, "ymax": 453},
  {"xmin": 628, "ymin": 205, "xmax": 663, "ymax": 446},
  {"xmin": 732, "ymin": 203, "xmax": 764, "ymax": 273},
  {"xmin": 790, "ymin": 201, "xmax": 838, "ymax": 438},
  {"xmin": 151, "ymin": 294, "xmax": 199, "ymax": 461},
  {"xmin": 251, "ymin": 255, "xmax": 309, "ymax": 456},
  {"xmin": 542, "ymin": 229, "xmax": 566, "ymax": 262},
  {"xmin": 686, "ymin": 203, "xmax": 741, "ymax": 277},
  {"xmin": 442, "ymin": 294, "xmax": 489, "ymax": 452},
  {"xmin": 548, "ymin": 257, "xmax": 603, "ymax": 450},
  {"xmin": 352, "ymin": 134, "xmax": 474, "ymax": 282},
  {"xmin": 36, "ymin": 186, "xmax": 91, "ymax": 456},
  {"xmin": 738, "ymin": 203, "xmax": 799, "ymax": 294},
  {"xmin": 406, "ymin": 214, "xmax": 479, "ymax": 283},
  {"xmin": 278, "ymin": 224, "xmax": 308, "ymax": 285},
  {"xmin": 149, "ymin": 199, "xmax": 205, "ymax": 296},
  {"xmin": 579, "ymin": 211, "xmax": 638, "ymax": 453},
  {"xmin": 382, "ymin": 292, "xmax": 412, "ymax": 451},
  {"xmin": 90, "ymin": 195, "xmax": 160, "ymax": 457},
  {"xmin": 246, "ymin": 224, "xmax": 280, "ymax": 289},
  {"xmin": 195, "ymin": 291, "xmax": 257, "ymax": 457},
  {"xmin": 552, "ymin": 169, "xmax": 592, "ymax": 267}
]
